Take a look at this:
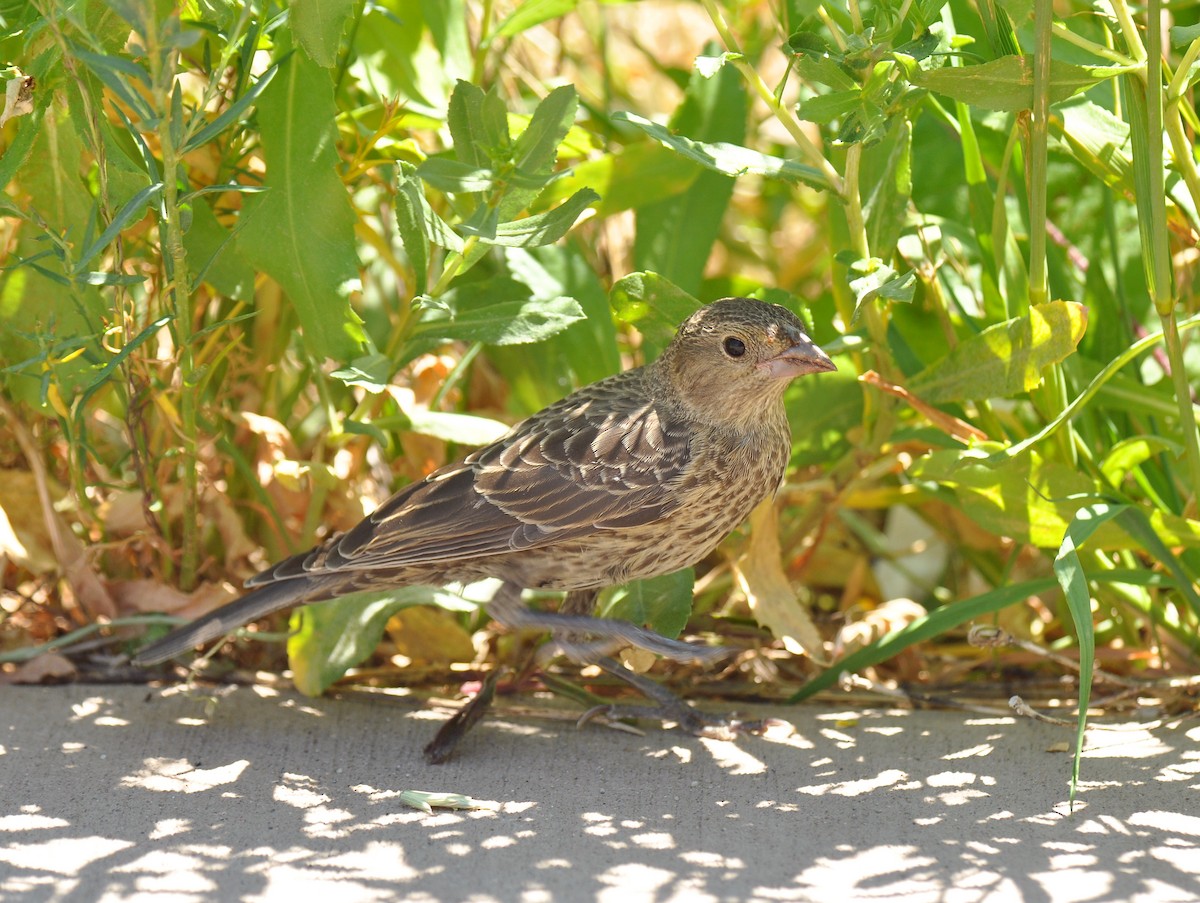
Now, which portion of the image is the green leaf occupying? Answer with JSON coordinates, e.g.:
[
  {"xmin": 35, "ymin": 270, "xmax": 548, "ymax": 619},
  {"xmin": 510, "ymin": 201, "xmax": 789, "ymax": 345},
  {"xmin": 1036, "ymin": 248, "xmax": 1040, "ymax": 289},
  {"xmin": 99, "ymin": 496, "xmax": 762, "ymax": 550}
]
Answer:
[
  {"xmin": 790, "ymin": 577, "xmax": 1061, "ymax": 701},
  {"xmin": 291, "ymin": 0, "xmax": 355, "ymax": 67},
  {"xmin": 634, "ymin": 55, "xmax": 744, "ymax": 295},
  {"xmin": 598, "ymin": 568, "xmax": 695, "ymax": 639},
  {"xmin": 72, "ymin": 182, "xmax": 162, "ymax": 272},
  {"xmin": 1107, "ymin": 505, "xmax": 1200, "ymax": 618},
  {"xmin": 329, "ymin": 352, "xmax": 393, "ymax": 392},
  {"xmin": 493, "ymin": 0, "xmax": 577, "ymax": 38},
  {"xmin": 1170, "ymin": 24, "xmax": 1200, "ymax": 46},
  {"xmin": 911, "ymin": 448, "xmax": 1200, "ymax": 550},
  {"xmin": 1052, "ymin": 503, "xmax": 1105, "ymax": 807},
  {"xmin": 395, "ymin": 163, "xmax": 430, "ymax": 295},
  {"xmin": 72, "ymin": 48, "xmax": 153, "ymax": 121},
  {"xmin": 184, "ymin": 198, "xmax": 255, "ymax": 300},
  {"xmin": 796, "ymin": 90, "xmax": 863, "ymax": 125},
  {"xmin": 182, "ymin": 57, "xmax": 283, "ymax": 152},
  {"xmin": 908, "ymin": 301, "xmax": 1088, "ymax": 403},
  {"xmin": 415, "ymin": 157, "xmax": 497, "ymax": 193},
  {"xmin": 695, "ymin": 52, "xmax": 741, "ymax": 78},
  {"xmin": 863, "ymin": 118, "xmax": 913, "ymax": 259},
  {"xmin": 614, "ymin": 111, "xmax": 833, "ymax": 191},
  {"xmin": 236, "ymin": 49, "xmax": 365, "ymax": 361},
  {"xmin": 470, "ymin": 188, "xmax": 599, "ymax": 248},
  {"xmin": 403, "ymin": 409, "xmax": 509, "ymax": 445},
  {"xmin": 843, "ymin": 256, "xmax": 915, "ymax": 320},
  {"xmin": 911, "ymin": 56, "xmax": 1139, "ymax": 112},
  {"xmin": 535, "ymin": 142, "xmax": 702, "ymax": 217},
  {"xmin": 448, "ymin": 80, "xmax": 510, "ymax": 168},
  {"xmin": 609, "ymin": 272, "xmax": 701, "ymax": 358},
  {"xmin": 1052, "ymin": 99, "xmax": 1133, "ymax": 195},
  {"xmin": 1100, "ymin": 436, "xmax": 1184, "ymax": 485},
  {"xmin": 411, "ymin": 278, "xmax": 586, "ymax": 345},
  {"xmin": 288, "ymin": 587, "xmax": 480, "ymax": 695},
  {"xmin": 512, "ymin": 85, "xmax": 578, "ymax": 175}
]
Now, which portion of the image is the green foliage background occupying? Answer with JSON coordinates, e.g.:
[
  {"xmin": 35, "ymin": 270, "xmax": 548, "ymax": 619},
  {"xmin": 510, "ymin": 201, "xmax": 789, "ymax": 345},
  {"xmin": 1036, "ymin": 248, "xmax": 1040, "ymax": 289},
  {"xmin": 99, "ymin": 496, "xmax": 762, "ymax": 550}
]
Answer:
[{"xmin": 3, "ymin": 0, "xmax": 1200, "ymax": 768}]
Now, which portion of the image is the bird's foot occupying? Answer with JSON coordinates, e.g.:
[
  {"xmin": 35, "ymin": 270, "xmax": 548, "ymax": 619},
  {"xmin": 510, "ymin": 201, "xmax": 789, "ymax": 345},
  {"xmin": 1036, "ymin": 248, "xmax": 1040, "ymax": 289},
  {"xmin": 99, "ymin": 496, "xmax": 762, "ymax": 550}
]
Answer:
[
  {"xmin": 571, "ymin": 655, "xmax": 788, "ymax": 740},
  {"xmin": 424, "ymin": 668, "xmax": 503, "ymax": 764},
  {"xmin": 577, "ymin": 701, "xmax": 778, "ymax": 740}
]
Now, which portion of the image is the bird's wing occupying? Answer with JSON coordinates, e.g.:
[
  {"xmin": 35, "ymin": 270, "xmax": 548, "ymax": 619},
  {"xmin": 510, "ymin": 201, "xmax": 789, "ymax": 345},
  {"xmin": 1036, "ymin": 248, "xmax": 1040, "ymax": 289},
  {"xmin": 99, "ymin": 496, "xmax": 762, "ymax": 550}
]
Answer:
[{"xmin": 249, "ymin": 374, "xmax": 694, "ymax": 582}]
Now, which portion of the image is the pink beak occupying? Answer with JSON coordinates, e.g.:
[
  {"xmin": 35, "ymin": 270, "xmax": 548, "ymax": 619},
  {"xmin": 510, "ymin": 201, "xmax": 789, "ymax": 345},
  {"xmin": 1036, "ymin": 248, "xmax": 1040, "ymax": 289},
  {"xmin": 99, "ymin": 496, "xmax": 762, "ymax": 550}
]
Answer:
[{"xmin": 758, "ymin": 334, "xmax": 837, "ymax": 379}]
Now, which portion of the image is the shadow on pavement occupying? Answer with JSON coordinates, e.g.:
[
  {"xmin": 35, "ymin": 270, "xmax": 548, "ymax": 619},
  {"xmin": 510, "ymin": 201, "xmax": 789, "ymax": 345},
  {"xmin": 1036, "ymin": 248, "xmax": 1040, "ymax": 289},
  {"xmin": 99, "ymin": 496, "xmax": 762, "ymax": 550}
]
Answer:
[{"xmin": 1, "ymin": 684, "xmax": 1198, "ymax": 901}]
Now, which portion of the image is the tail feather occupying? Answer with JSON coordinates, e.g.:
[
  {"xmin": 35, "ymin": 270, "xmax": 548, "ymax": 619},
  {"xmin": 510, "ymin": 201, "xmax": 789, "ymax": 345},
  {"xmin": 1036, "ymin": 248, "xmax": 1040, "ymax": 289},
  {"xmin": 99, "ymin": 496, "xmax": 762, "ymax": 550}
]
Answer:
[{"xmin": 132, "ymin": 578, "xmax": 317, "ymax": 666}]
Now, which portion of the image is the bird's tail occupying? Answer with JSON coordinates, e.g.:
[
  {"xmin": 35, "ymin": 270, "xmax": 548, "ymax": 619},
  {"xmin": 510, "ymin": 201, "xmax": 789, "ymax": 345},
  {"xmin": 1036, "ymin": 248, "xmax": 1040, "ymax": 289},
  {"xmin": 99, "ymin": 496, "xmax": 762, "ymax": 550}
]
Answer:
[{"xmin": 131, "ymin": 578, "xmax": 318, "ymax": 666}]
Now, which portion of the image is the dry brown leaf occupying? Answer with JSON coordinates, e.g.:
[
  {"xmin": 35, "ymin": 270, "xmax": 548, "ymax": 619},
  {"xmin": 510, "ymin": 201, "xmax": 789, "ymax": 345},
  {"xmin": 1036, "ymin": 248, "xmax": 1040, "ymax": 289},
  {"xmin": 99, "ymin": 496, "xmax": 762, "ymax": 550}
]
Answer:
[
  {"xmin": 0, "ymin": 469, "xmax": 59, "ymax": 572},
  {"xmin": 833, "ymin": 597, "xmax": 928, "ymax": 658},
  {"xmin": 109, "ymin": 578, "xmax": 239, "ymax": 620},
  {"xmin": 733, "ymin": 499, "xmax": 826, "ymax": 662},
  {"xmin": 1, "ymin": 652, "xmax": 77, "ymax": 684}
]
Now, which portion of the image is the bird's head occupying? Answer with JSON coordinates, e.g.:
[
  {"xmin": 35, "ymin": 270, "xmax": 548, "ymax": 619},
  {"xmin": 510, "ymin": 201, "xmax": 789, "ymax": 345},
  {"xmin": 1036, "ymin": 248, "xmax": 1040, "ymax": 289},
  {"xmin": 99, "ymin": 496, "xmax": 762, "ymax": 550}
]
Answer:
[{"xmin": 655, "ymin": 297, "xmax": 836, "ymax": 427}]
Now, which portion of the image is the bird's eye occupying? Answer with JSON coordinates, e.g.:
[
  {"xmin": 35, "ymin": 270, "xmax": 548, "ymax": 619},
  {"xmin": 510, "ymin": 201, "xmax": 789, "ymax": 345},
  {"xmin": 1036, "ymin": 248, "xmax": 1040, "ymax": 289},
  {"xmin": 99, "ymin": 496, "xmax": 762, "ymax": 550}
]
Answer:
[{"xmin": 723, "ymin": 336, "xmax": 746, "ymax": 358}]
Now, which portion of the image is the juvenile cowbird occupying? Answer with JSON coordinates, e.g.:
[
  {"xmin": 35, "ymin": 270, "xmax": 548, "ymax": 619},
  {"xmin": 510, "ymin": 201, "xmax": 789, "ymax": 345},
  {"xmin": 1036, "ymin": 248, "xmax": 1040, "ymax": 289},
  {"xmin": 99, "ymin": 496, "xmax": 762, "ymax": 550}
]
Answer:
[{"xmin": 134, "ymin": 298, "xmax": 835, "ymax": 744}]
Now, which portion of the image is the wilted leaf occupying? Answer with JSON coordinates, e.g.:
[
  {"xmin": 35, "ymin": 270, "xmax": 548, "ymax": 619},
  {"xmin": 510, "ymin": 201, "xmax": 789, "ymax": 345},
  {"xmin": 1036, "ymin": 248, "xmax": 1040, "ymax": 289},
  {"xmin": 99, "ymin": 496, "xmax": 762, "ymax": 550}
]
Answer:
[
  {"xmin": 386, "ymin": 606, "xmax": 476, "ymax": 663},
  {"xmin": 0, "ymin": 652, "xmax": 76, "ymax": 684},
  {"xmin": 833, "ymin": 598, "xmax": 927, "ymax": 658},
  {"xmin": 398, "ymin": 789, "xmax": 488, "ymax": 814},
  {"xmin": 109, "ymin": 579, "xmax": 239, "ymax": 619},
  {"xmin": 733, "ymin": 500, "xmax": 824, "ymax": 659},
  {"xmin": 908, "ymin": 301, "xmax": 1088, "ymax": 403},
  {"xmin": 0, "ymin": 469, "xmax": 58, "ymax": 572}
]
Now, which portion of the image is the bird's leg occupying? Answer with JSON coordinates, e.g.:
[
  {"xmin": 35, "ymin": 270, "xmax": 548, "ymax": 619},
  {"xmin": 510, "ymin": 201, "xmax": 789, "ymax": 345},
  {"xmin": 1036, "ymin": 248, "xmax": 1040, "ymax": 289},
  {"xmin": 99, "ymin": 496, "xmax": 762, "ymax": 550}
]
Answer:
[
  {"xmin": 487, "ymin": 583, "xmax": 729, "ymax": 665},
  {"xmin": 536, "ymin": 590, "xmax": 624, "ymax": 665},
  {"xmin": 423, "ymin": 666, "xmax": 504, "ymax": 764},
  {"xmin": 578, "ymin": 656, "xmax": 776, "ymax": 740}
]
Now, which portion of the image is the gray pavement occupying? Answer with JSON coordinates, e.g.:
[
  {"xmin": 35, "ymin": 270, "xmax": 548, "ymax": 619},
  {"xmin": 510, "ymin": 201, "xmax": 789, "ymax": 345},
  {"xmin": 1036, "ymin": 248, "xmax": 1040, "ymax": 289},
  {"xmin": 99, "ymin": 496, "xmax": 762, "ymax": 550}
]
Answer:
[{"xmin": 1, "ymin": 683, "xmax": 1198, "ymax": 902}]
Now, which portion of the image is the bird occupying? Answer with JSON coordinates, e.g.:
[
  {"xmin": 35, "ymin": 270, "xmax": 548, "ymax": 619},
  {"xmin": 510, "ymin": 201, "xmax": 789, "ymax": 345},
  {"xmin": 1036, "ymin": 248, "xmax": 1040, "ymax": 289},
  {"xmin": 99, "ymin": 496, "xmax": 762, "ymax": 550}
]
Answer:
[{"xmin": 133, "ymin": 298, "xmax": 835, "ymax": 748}]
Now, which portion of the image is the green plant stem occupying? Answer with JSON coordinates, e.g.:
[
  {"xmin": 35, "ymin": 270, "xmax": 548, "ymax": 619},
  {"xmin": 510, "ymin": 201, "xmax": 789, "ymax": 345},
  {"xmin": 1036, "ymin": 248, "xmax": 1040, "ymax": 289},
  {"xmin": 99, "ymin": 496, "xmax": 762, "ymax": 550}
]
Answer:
[
  {"xmin": 1144, "ymin": 0, "xmax": 1171, "ymax": 317},
  {"xmin": 1028, "ymin": 0, "xmax": 1052, "ymax": 307},
  {"xmin": 472, "ymin": 0, "xmax": 495, "ymax": 85},
  {"xmin": 430, "ymin": 234, "xmax": 480, "ymax": 297},
  {"xmin": 1109, "ymin": 0, "xmax": 1147, "ymax": 61},
  {"xmin": 843, "ymin": 143, "xmax": 868, "ymax": 259},
  {"xmin": 1050, "ymin": 22, "xmax": 1134, "ymax": 65},
  {"xmin": 147, "ymin": 12, "xmax": 199, "ymax": 590},
  {"xmin": 699, "ymin": 0, "xmax": 843, "ymax": 192},
  {"xmin": 847, "ymin": 0, "xmax": 864, "ymax": 33},
  {"xmin": 1166, "ymin": 42, "xmax": 1200, "ymax": 232},
  {"xmin": 1161, "ymin": 314, "xmax": 1200, "ymax": 511}
]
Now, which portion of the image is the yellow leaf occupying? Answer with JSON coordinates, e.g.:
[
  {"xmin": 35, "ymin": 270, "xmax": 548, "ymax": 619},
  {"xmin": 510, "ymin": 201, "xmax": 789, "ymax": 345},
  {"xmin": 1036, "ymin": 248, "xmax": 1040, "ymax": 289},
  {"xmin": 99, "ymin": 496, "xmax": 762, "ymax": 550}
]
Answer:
[{"xmin": 733, "ymin": 499, "xmax": 826, "ymax": 661}]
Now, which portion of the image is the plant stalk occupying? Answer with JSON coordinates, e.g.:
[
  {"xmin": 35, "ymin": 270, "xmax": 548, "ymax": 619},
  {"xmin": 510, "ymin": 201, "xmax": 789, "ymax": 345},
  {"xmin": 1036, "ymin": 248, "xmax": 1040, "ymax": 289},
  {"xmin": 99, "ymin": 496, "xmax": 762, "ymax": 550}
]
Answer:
[{"xmin": 148, "ymin": 11, "xmax": 200, "ymax": 590}]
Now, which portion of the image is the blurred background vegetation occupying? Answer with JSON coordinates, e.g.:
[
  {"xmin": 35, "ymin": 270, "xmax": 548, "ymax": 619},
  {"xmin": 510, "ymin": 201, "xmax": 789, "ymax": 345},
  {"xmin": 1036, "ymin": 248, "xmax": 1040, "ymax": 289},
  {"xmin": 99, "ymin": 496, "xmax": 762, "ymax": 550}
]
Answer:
[{"xmin": 2, "ymin": 0, "xmax": 1199, "ymax": 745}]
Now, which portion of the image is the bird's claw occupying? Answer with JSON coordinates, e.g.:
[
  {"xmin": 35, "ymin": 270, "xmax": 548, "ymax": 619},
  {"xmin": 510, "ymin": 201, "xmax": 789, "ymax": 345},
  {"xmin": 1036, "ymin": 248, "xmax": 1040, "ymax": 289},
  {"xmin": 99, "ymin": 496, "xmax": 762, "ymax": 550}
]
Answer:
[{"xmin": 577, "ymin": 702, "xmax": 776, "ymax": 740}]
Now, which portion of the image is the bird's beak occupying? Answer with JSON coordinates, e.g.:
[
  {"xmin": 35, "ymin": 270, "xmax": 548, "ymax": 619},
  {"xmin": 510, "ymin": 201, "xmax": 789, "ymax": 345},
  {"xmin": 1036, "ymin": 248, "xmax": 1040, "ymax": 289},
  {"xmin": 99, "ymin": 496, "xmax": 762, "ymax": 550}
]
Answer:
[{"xmin": 758, "ymin": 334, "xmax": 837, "ymax": 379}]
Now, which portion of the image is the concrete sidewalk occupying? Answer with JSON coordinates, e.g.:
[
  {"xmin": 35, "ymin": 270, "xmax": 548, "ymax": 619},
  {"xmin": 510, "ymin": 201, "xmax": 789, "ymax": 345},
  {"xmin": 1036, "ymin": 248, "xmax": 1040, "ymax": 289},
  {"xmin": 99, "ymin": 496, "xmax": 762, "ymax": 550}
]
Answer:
[{"xmin": 1, "ymin": 684, "xmax": 1197, "ymax": 902}]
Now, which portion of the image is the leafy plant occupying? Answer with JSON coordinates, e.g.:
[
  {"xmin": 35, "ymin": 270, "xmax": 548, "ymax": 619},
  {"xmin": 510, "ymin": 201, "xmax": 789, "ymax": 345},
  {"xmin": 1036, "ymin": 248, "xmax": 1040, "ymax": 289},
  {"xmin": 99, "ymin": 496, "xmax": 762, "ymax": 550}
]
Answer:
[{"xmin": 3, "ymin": 1, "xmax": 1199, "ymax": 804}]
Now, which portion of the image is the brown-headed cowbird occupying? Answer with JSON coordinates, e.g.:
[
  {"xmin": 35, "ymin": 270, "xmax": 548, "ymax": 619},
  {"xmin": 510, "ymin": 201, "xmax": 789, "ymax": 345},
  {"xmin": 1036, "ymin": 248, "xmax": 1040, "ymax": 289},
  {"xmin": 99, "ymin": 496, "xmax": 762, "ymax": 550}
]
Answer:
[{"xmin": 133, "ymin": 299, "xmax": 835, "ymax": 710}]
